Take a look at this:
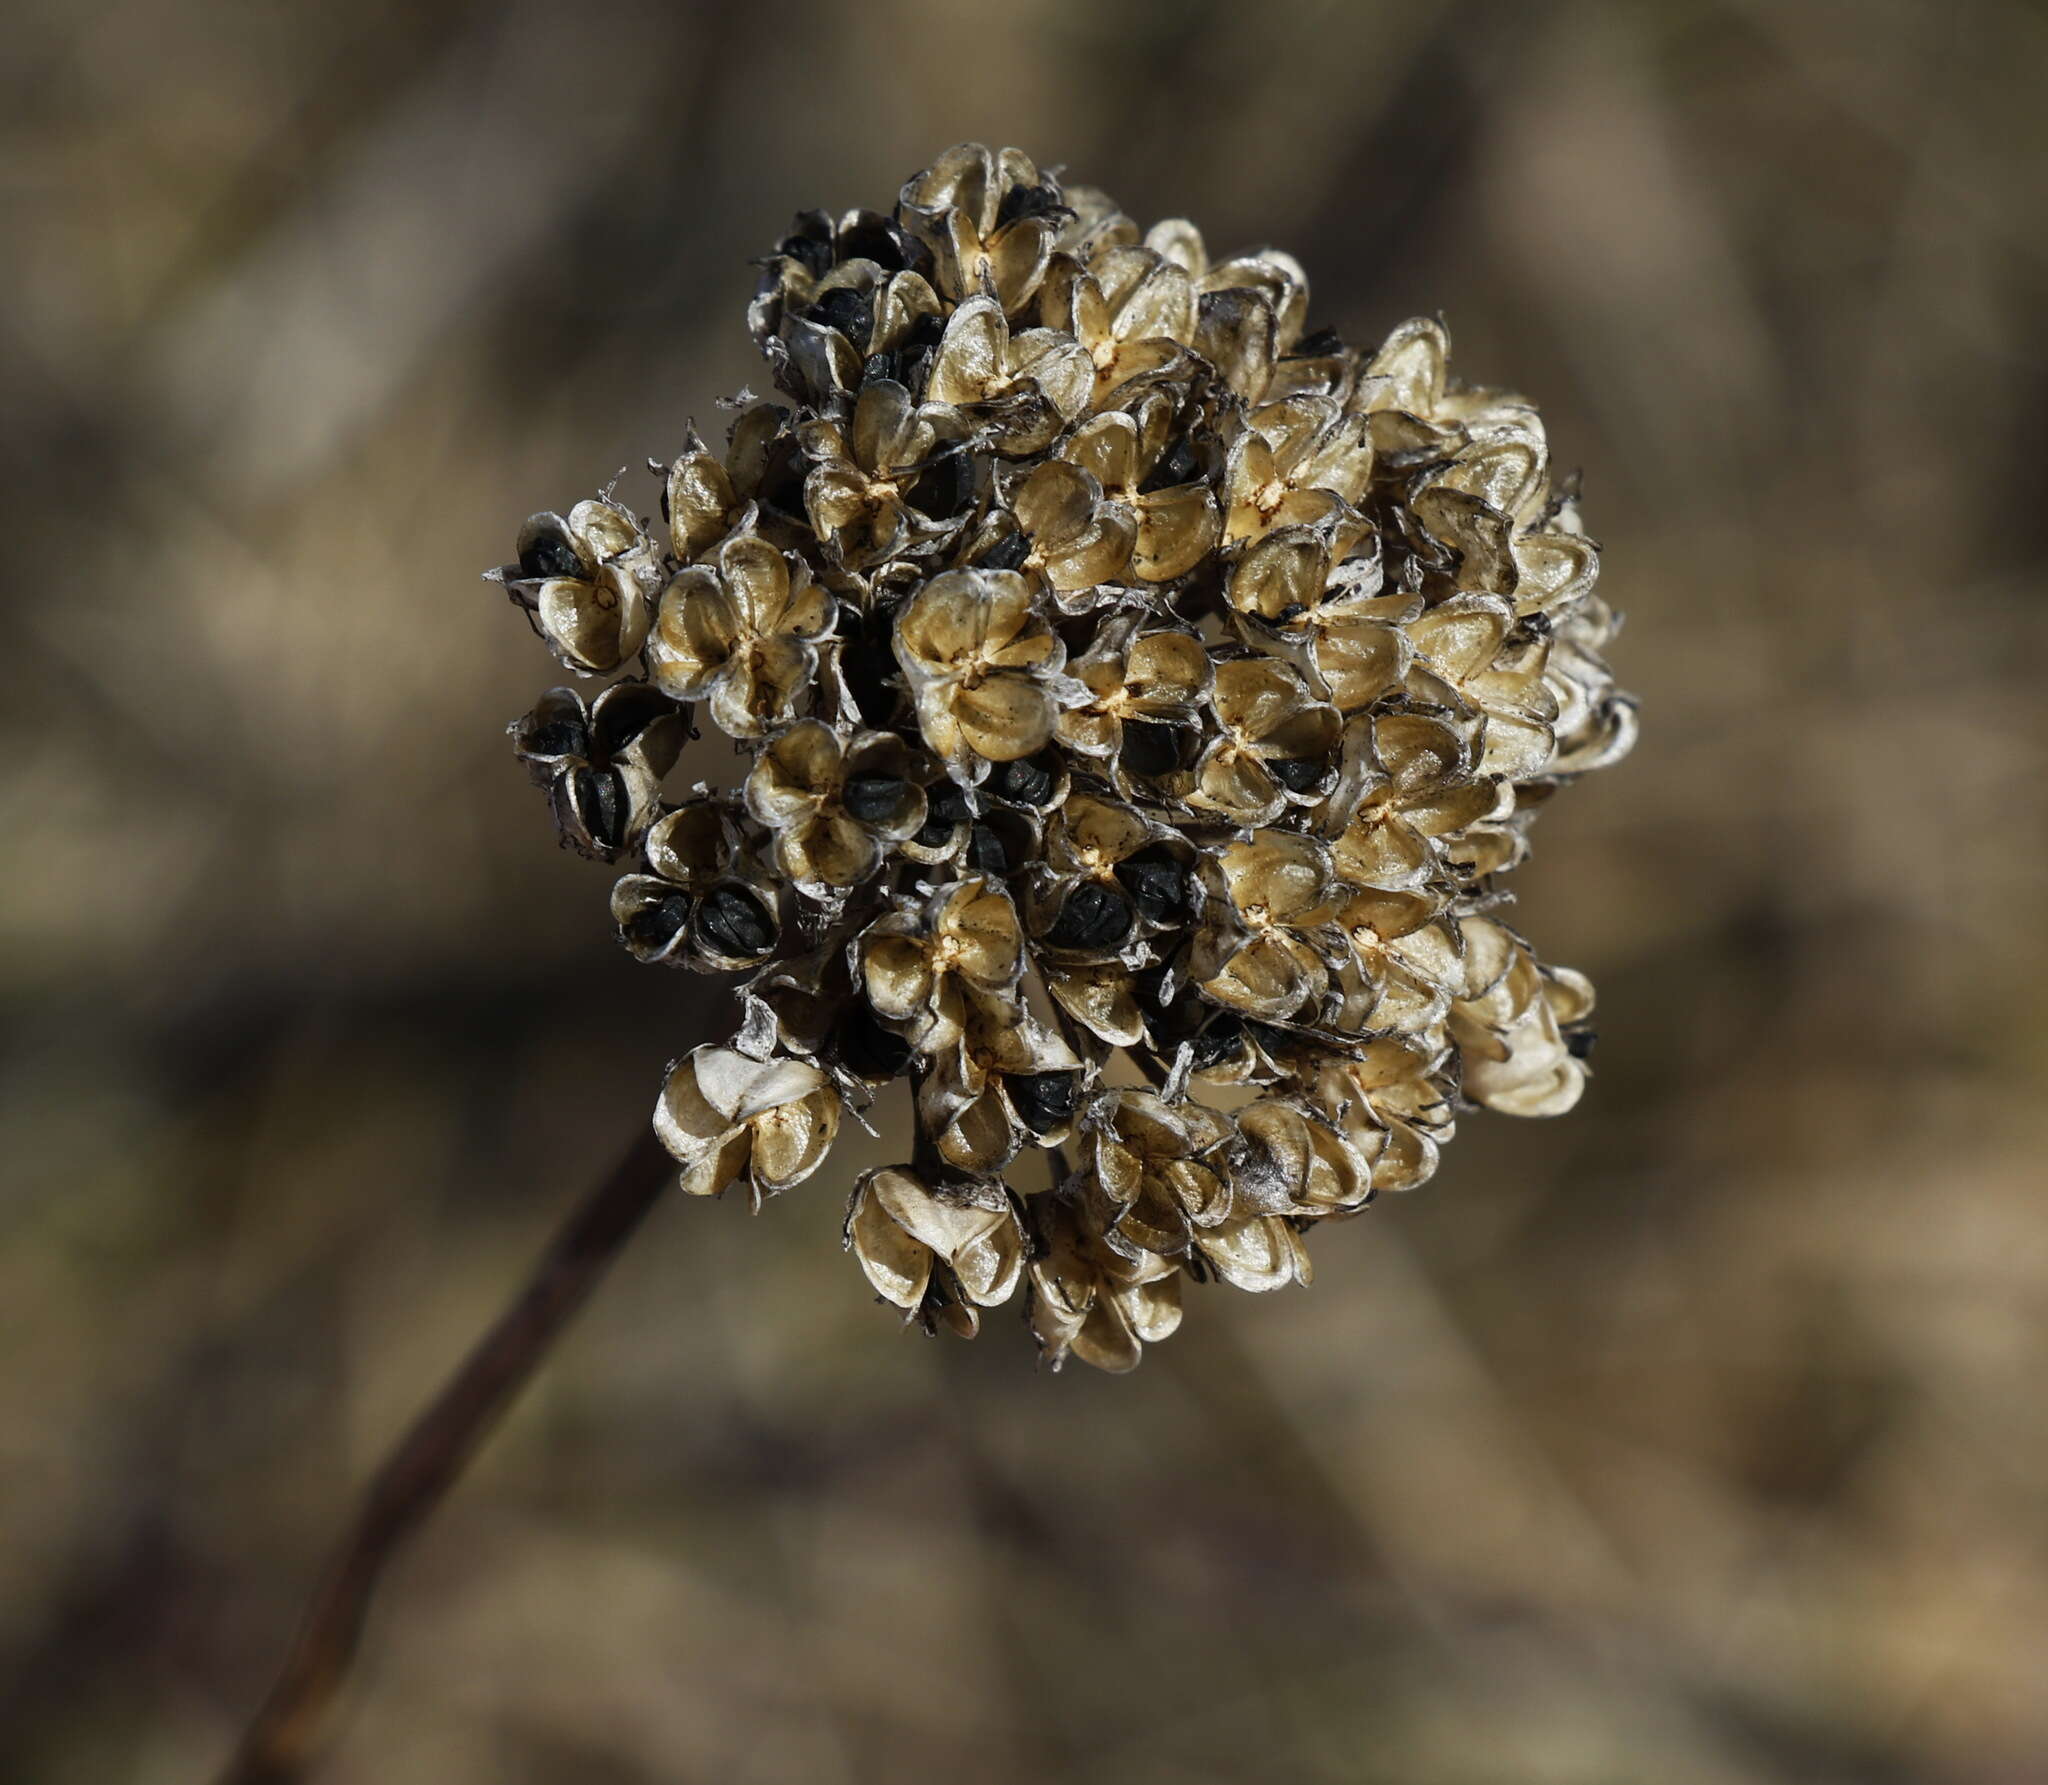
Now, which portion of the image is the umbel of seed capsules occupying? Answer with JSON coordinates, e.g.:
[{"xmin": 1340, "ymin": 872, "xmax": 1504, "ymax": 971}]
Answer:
[{"xmin": 487, "ymin": 143, "xmax": 1635, "ymax": 1372}]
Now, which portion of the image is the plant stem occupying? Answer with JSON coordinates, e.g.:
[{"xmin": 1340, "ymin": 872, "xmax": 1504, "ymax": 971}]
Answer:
[{"xmin": 218, "ymin": 1124, "xmax": 674, "ymax": 1785}]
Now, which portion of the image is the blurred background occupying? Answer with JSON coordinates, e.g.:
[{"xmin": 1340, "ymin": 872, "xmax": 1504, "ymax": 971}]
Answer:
[{"xmin": 5, "ymin": 0, "xmax": 2047, "ymax": 1780}]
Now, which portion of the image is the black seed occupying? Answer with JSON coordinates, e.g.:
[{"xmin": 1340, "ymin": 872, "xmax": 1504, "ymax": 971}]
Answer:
[
  {"xmin": 863, "ymin": 349, "xmax": 903, "ymax": 387},
  {"xmin": 1139, "ymin": 436, "xmax": 1202, "ymax": 494},
  {"xmin": 1044, "ymin": 882, "xmax": 1133, "ymax": 952},
  {"xmin": 838, "ymin": 1003, "xmax": 912, "ymax": 1081},
  {"xmin": 524, "ymin": 716, "xmax": 589, "ymax": 761},
  {"xmin": 842, "ymin": 773, "xmax": 909, "ymax": 824},
  {"xmin": 519, "ymin": 533, "xmax": 584, "ymax": 581},
  {"xmin": 897, "ymin": 346, "xmax": 938, "ymax": 398},
  {"xmin": 1566, "ymin": 1028, "xmax": 1598, "ymax": 1059},
  {"xmin": 996, "ymin": 181, "xmax": 1066, "ymax": 228},
  {"xmin": 1268, "ymin": 755, "xmax": 1328, "ymax": 793},
  {"xmin": 907, "ymin": 451, "xmax": 974, "ymax": 520},
  {"xmin": 757, "ymin": 445, "xmax": 808, "ymax": 519},
  {"xmin": 590, "ymin": 688, "xmax": 668, "ymax": 755},
  {"xmin": 977, "ymin": 528, "xmax": 1031, "ymax": 572},
  {"xmin": 1246, "ymin": 1020, "xmax": 1296, "ymax": 1058},
  {"xmin": 811, "ymin": 286, "xmax": 872, "ymax": 350},
  {"xmin": 902, "ymin": 309, "xmax": 947, "ymax": 351},
  {"xmin": 1290, "ymin": 326, "xmax": 1346, "ymax": 358},
  {"xmin": 1007, "ymin": 1071, "xmax": 1078, "ymax": 1135},
  {"xmin": 841, "ymin": 634, "xmax": 900, "ymax": 728},
  {"xmin": 988, "ymin": 750, "xmax": 1057, "ymax": 807},
  {"xmin": 838, "ymin": 216, "xmax": 909, "ymax": 271},
  {"xmin": 696, "ymin": 884, "xmax": 775, "ymax": 958},
  {"xmin": 1119, "ymin": 720, "xmax": 1186, "ymax": 778},
  {"xmin": 1115, "ymin": 847, "xmax": 1190, "ymax": 925},
  {"xmin": 916, "ymin": 781, "xmax": 969, "ymax": 846},
  {"xmin": 966, "ymin": 822, "xmax": 1009, "ymax": 876},
  {"xmin": 1189, "ymin": 1016, "xmax": 1245, "ymax": 1071},
  {"xmin": 778, "ymin": 225, "xmax": 835, "ymax": 278},
  {"xmin": 568, "ymin": 767, "xmax": 625, "ymax": 851},
  {"xmin": 624, "ymin": 891, "xmax": 692, "ymax": 953}
]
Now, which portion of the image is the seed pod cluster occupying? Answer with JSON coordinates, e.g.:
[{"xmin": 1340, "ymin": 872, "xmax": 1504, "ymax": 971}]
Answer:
[{"xmin": 488, "ymin": 144, "xmax": 1635, "ymax": 1371}]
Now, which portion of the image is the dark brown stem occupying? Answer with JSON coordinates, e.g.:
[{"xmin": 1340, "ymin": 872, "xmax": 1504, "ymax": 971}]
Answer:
[{"xmin": 218, "ymin": 1124, "xmax": 674, "ymax": 1785}]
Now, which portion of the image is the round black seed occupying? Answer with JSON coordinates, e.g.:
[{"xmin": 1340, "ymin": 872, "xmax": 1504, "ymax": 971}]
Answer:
[
  {"xmin": 1139, "ymin": 436, "xmax": 1203, "ymax": 494},
  {"xmin": 757, "ymin": 446, "xmax": 808, "ymax": 520},
  {"xmin": 916, "ymin": 781, "xmax": 969, "ymax": 846},
  {"xmin": 977, "ymin": 529, "xmax": 1031, "ymax": 572},
  {"xmin": 519, "ymin": 533, "xmax": 584, "ymax": 581},
  {"xmin": 996, "ymin": 182, "xmax": 1065, "ymax": 228},
  {"xmin": 1007, "ymin": 1071, "xmax": 1079, "ymax": 1135},
  {"xmin": 907, "ymin": 451, "xmax": 974, "ymax": 520},
  {"xmin": 1566, "ymin": 1028, "xmax": 1599, "ymax": 1059},
  {"xmin": 1290, "ymin": 326, "xmax": 1346, "ymax": 358},
  {"xmin": 523, "ymin": 716, "xmax": 589, "ymax": 761},
  {"xmin": 590, "ymin": 688, "xmax": 668, "ymax": 755},
  {"xmin": 988, "ymin": 750, "xmax": 1057, "ymax": 807},
  {"xmin": 696, "ymin": 884, "xmax": 775, "ymax": 958},
  {"xmin": 778, "ymin": 227, "xmax": 835, "ymax": 278},
  {"xmin": 624, "ymin": 891, "xmax": 692, "ymax": 953},
  {"xmin": 897, "ymin": 346, "xmax": 938, "ymax": 398},
  {"xmin": 1268, "ymin": 755, "xmax": 1328, "ymax": 794},
  {"xmin": 1044, "ymin": 881, "xmax": 1133, "ymax": 952},
  {"xmin": 838, "ymin": 216, "xmax": 909, "ymax": 271},
  {"xmin": 1189, "ymin": 1016, "xmax": 1246, "ymax": 1071},
  {"xmin": 1115, "ymin": 847, "xmax": 1191, "ymax": 926},
  {"xmin": 811, "ymin": 286, "xmax": 873, "ymax": 350},
  {"xmin": 965, "ymin": 822, "xmax": 1009, "ymax": 876},
  {"xmin": 842, "ymin": 773, "xmax": 909, "ymax": 824},
  {"xmin": 838, "ymin": 1003, "xmax": 912, "ymax": 1081},
  {"xmin": 841, "ymin": 635, "xmax": 900, "ymax": 728},
  {"xmin": 902, "ymin": 309, "xmax": 947, "ymax": 351},
  {"xmin": 1119, "ymin": 720, "xmax": 1186, "ymax": 778},
  {"xmin": 568, "ymin": 767, "xmax": 625, "ymax": 852}
]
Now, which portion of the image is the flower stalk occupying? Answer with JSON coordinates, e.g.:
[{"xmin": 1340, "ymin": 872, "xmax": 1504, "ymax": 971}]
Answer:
[{"xmin": 218, "ymin": 1127, "xmax": 671, "ymax": 1785}]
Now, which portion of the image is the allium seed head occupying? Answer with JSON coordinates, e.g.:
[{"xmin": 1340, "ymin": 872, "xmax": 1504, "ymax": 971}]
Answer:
[{"xmin": 487, "ymin": 144, "xmax": 1636, "ymax": 1371}]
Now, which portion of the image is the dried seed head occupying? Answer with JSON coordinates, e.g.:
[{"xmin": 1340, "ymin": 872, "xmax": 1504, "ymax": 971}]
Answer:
[{"xmin": 487, "ymin": 142, "xmax": 1634, "ymax": 1370}]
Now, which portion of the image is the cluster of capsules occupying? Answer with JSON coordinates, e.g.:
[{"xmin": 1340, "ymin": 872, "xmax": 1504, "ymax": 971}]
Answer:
[{"xmin": 488, "ymin": 144, "xmax": 1634, "ymax": 1370}]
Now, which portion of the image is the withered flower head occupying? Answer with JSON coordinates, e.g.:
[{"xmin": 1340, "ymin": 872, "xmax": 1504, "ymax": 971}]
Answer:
[{"xmin": 485, "ymin": 143, "xmax": 1635, "ymax": 1370}]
